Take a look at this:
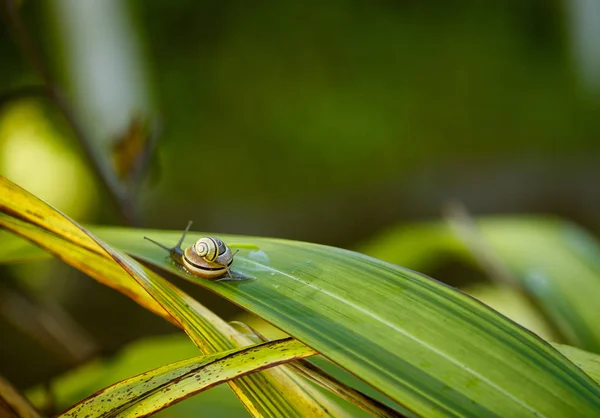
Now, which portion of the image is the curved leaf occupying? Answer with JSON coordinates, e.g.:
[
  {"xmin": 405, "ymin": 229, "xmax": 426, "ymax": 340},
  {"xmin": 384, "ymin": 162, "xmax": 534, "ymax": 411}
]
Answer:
[
  {"xmin": 95, "ymin": 227, "xmax": 600, "ymax": 417},
  {"xmin": 60, "ymin": 338, "xmax": 316, "ymax": 418},
  {"xmin": 0, "ymin": 176, "xmax": 346, "ymax": 418},
  {"xmin": 0, "ymin": 176, "xmax": 102, "ymax": 254},
  {"xmin": 554, "ymin": 344, "xmax": 600, "ymax": 386}
]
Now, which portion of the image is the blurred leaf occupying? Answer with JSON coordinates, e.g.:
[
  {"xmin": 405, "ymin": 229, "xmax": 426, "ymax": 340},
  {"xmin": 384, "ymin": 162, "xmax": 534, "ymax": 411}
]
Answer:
[
  {"xmin": 357, "ymin": 222, "xmax": 466, "ymax": 273},
  {"xmin": 0, "ymin": 230, "xmax": 48, "ymax": 264},
  {"xmin": 0, "ymin": 100, "xmax": 97, "ymax": 220},
  {"xmin": 474, "ymin": 217, "xmax": 600, "ymax": 353},
  {"xmin": 0, "ymin": 176, "xmax": 347, "ymax": 418},
  {"xmin": 0, "ymin": 375, "xmax": 42, "ymax": 418},
  {"xmin": 60, "ymin": 338, "xmax": 315, "ymax": 418},
  {"xmin": 95, "ymin": 227, "xmax": 600, "ymax": 416}
]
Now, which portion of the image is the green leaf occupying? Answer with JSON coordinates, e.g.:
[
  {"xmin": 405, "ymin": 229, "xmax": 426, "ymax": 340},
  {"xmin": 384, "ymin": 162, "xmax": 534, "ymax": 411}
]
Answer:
[
  {"xmin": 94, "ymin": 227, "xmax": 600, "ymax": 417},
  {"xmin": 0, "ymin": 176, "xmax": 346, "ymax": 418},
  {"xmin": 554, "ymin": 344, "xmax": 600, "ymax": 386},
  {"xmin": 59, "ymin": 338, "xmax": 315, "ymax": 418}
]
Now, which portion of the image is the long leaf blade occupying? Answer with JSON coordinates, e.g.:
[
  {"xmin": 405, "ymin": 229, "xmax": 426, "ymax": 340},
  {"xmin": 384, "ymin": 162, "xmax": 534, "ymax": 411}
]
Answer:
[{"xmin": 95, "ymin": 226, "xmax": 600, "ymax": 417}]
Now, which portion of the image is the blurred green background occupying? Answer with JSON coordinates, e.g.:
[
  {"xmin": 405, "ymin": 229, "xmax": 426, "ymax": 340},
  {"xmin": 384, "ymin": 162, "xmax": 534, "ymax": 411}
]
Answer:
[{"xmin": 1, "ymin": 0, "xmax": 600, "ymax": 410}]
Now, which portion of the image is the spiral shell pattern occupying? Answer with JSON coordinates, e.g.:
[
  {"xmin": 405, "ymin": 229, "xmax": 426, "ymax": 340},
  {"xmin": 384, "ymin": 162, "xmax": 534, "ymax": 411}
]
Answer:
[
  {"xmin": 194, "ymin": 237, "xmax": 225, "ymax": 262},
  {"xmin": 184, "ymin": 237, "xmax": 233, "ymax": 279}
]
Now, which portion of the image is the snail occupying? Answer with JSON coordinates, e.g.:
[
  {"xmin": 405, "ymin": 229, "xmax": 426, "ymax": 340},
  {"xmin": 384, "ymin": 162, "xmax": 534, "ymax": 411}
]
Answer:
[{"xmin": 144, "ymin": 221, "xmax": 237, "ymax": 279}]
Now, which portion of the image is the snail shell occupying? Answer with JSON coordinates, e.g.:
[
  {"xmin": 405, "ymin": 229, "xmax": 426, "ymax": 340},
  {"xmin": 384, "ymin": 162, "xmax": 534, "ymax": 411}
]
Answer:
[{"xmin": 183, "ymin": 237, "xmax": 233, "ymax": 279}]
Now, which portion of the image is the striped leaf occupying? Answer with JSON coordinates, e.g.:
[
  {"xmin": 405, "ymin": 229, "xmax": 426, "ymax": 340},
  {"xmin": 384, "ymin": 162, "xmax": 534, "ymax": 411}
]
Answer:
[{"xmin": 60, "ymin": 338, "xmax": 315, "ymax": 418}]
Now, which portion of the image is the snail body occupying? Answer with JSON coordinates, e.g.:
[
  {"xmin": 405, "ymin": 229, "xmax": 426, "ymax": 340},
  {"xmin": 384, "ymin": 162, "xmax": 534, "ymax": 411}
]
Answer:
[{"xmin": 144, "ymin": 222, "xmax": 235, "ymax": 279}]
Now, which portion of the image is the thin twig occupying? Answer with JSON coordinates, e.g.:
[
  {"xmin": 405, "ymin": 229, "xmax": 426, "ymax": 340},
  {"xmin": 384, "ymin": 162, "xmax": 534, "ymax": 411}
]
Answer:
[{"xmin": 1, "ymin": 0, "xmax": 138, "ymax": 225}]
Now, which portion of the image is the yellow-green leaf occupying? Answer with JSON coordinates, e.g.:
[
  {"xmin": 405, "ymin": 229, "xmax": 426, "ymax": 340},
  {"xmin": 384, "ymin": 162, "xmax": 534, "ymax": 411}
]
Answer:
[{"xmin": 60, "ymin": 338, "xmax": 316, "ymax": 418}]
